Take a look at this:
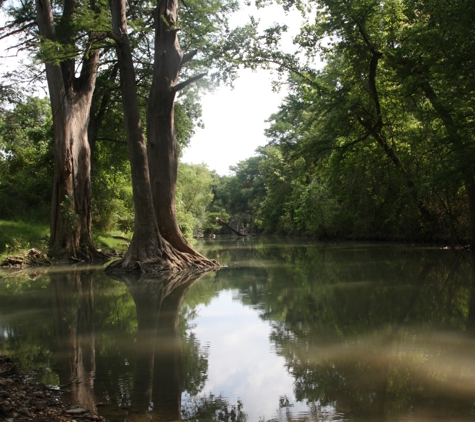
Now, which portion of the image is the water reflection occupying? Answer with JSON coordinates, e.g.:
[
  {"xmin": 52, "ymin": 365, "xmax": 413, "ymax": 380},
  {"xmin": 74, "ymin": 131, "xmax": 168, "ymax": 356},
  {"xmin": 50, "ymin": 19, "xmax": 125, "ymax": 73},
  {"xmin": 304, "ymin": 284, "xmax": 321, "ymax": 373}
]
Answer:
[
  {"xmin": 27, "ymin": 267, "xmax": 245, "ymax": 421},
  {"xmin": 1, "ymin": 239, "xmax": 475, "ymax": 421},
  {"xmin": 115, "ymin": 271, "xmax": 202, "ymax": 421},
  {"xmin": 193, "ymin": 239, "xmax": 475, "ymax": 421},
  {"xmin": 50, "ymin": 269, "xmax": 97, "ymax": 414}
]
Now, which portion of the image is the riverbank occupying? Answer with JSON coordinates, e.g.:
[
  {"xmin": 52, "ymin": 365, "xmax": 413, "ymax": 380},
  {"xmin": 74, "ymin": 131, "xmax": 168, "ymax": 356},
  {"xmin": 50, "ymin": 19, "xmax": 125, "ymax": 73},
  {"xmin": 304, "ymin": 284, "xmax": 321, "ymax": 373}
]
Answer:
[
  {"xmin": 0, "ymin": 219, "xmax": 130, "ymax": 266},
  {"xmin": 0, "ymin": 355, "xmax": 103, "ymax": 422}
]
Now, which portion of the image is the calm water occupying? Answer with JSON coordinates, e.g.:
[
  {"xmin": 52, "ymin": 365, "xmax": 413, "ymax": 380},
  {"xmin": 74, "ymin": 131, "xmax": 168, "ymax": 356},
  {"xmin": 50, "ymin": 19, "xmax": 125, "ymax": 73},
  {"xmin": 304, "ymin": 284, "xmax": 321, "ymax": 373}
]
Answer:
[{"xmin": 1, "ymin": 238, "xmax": 475, "ymax": 421}]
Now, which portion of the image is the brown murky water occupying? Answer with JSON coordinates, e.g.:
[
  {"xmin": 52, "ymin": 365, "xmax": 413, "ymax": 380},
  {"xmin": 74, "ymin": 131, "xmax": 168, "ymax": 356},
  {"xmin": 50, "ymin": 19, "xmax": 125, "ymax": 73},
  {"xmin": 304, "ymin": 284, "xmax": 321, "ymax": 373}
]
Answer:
[{"xmin": 1, "ymin": 238, "xmax": 475, "ymax": 421}]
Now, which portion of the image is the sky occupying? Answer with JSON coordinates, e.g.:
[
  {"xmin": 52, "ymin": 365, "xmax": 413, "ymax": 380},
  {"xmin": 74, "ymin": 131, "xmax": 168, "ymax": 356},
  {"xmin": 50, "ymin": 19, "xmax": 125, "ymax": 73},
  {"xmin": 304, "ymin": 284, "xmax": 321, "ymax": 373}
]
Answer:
[
  {"xmin": 180, "ymin": 69, "xmax": 287, "ymax": 176},
  {"xmin": 181, "ymin": 3, "xmax": 305, "ymax": 176}
]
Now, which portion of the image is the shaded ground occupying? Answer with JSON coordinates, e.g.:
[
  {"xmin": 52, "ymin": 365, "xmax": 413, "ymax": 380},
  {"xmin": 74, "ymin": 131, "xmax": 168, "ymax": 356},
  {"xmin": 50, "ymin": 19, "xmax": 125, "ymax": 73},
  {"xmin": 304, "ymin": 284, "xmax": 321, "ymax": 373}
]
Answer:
[{"xmin": 0, "ymin": 355, "xmax": 103, "ymax": 422}]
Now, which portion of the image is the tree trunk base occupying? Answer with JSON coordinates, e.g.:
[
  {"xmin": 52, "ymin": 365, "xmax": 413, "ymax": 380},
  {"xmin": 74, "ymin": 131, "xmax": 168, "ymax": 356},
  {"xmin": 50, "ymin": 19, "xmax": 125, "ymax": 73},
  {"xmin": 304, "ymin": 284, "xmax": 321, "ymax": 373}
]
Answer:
[
  {"xmin": 105, "ymin": 246, "xmax": 220, "ymax": 274},
  {"xmin": 48, "ymin": 244, "xmax": 107, "ymax": 263}
]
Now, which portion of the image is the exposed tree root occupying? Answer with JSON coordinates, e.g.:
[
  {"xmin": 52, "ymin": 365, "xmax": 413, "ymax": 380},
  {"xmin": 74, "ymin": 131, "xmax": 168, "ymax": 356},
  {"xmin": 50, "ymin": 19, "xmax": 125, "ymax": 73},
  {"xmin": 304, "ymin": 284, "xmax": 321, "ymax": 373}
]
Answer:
[{"xmin": 105, "ymin": 235, "xmax": 220, "ymax": 274}]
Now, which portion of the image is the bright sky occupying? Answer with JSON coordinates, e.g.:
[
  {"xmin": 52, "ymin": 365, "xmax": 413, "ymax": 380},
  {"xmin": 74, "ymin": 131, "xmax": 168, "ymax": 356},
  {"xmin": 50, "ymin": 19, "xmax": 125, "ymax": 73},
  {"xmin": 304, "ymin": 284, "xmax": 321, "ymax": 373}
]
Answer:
[
  {"xmin": 181, "ymin": 3, "xmax": 305, "ymax": 176},
  {"xmin": 180, "ymin": 69, "xmax": 287, "ymax": 176}
]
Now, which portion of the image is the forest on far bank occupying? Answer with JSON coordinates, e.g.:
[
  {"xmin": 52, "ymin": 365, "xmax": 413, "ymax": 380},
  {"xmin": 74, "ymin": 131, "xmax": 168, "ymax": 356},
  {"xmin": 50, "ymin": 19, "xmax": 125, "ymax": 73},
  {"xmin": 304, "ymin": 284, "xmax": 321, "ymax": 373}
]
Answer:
[{"xmin": 1, "ymin": 0, "xmax": 474, "ymax": 255}]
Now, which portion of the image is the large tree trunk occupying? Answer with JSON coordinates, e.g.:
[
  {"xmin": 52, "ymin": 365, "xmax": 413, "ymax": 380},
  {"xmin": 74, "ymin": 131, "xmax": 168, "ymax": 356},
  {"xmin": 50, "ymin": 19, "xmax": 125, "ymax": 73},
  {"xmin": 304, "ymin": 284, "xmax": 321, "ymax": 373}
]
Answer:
[
  {"xmin": 147, "ymin": 0, "xmax": 206, "ymax": 255},
  {"xmin": 36, "ymin": 0, "xmax": 101, "ymax": 261},
  {"xmin": 107, "ymin": 0, "xmax": 218, "ymax": 273}
]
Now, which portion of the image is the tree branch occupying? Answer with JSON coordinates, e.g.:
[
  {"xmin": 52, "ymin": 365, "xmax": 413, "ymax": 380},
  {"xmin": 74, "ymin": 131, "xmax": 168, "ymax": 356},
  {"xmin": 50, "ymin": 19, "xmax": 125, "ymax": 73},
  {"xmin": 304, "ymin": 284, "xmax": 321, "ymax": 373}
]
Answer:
[
  {"xmin": 173, "ymin": 72, "xmax": 207, "ymax": 92},
  {"xmin": 0, "ymin": 22, "xmax": 37, "ymax": 41},
  {"xmin": 181, "ymin": 49, "xmax": 198, "ymax": 67},
  {"xmin": 106, "ymin": 30, "xmax": 122, "ymax": 45}
]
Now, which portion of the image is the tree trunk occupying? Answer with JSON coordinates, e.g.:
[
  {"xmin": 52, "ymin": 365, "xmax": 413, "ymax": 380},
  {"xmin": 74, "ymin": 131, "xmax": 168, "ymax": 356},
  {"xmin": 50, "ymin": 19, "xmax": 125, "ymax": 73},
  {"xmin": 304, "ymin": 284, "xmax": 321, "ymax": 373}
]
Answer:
[
  {"xmin": 147, "ymin": 0, "xmax": 206, "ymax": 255},
  {"xmin": 107, "ymin": 0, "xmax": 218, "ymax": 273},
  {"xmin": 216, "ymin": 217, "xmax": 246, "ymax": 236},
  {"xmin": 36, "ymin": 0, "xmax": 101, "ymax": 261}
]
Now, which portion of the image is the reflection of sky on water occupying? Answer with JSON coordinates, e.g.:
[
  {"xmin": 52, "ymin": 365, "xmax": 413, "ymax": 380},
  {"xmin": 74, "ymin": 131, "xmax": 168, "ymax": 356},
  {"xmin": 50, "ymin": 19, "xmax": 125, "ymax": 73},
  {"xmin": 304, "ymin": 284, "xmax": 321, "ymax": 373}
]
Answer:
[{"xmin": 187, "ymin": 289, "xmax": 312, "ymax": 421}]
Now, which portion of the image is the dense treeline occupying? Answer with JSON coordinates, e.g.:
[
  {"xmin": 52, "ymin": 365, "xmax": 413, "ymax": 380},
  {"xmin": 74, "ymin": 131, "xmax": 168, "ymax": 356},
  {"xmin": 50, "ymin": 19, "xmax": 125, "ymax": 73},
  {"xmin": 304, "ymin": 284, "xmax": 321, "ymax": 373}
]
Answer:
[
  {"xmin": 219, "ymin": 0, "xmax": 475, "ymax": 243},
  {"xmin": 1, "ymin": 0, "xmax": 474, "ymax": 252}
]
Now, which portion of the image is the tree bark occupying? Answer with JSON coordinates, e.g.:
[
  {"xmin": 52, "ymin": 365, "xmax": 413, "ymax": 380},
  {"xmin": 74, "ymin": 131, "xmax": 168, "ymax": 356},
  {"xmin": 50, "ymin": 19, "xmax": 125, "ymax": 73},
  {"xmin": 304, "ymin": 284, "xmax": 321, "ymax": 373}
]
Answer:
[
  {"xmin": 107, "ymin": 0, "xmax": 219, "ymax": 273},
  {"xmin": 147, "ymin": 0, "xmax": 206, "ymax": 256},
  {"xmin": 36, "ymin": 0, "xmax": 102, "ymax": 261},
  {"xmin": 108, "ymin": 0, "xmax": 170, "ymax": 271}
]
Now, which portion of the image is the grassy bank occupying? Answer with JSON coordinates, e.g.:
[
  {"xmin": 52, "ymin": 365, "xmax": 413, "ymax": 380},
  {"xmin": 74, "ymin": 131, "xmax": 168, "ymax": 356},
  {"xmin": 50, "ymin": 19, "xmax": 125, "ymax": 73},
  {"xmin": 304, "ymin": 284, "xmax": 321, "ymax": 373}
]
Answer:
[
  {"xmin": 0, "ymin": 220, "xmax": 49, "ymax": 257},
  {"xmin": 0, "ymin": 219, "xmax": 130, "ymax": 259}
]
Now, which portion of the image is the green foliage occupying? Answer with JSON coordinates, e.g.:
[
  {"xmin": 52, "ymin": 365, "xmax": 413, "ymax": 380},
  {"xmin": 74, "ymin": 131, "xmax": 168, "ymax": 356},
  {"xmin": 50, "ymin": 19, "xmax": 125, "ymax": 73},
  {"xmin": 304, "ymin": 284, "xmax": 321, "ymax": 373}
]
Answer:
[
  {"xmin": 214, "ymin": 0, "xmax": 475, "ymax": 241},
  {"xmin": 293, "ymin": 179, "xmax": 339, "ymax": 237},
  {"xmin": 202, "ymin": 211, "xmax": 229, "ymax": 235},
  {"xmin": 1, "ymin": 0, "xmax": 243, "ymax": 250},
  {"xmin": 0, "ymin": 96, "xmax": 53, "ymax": 221},
  {"xmin": 176, "ymin": 163, "xmax": 224, "ymax": 237},
  {"xmin": 223, "ymin": 156, "xmax": 266, "ymax": 233}
]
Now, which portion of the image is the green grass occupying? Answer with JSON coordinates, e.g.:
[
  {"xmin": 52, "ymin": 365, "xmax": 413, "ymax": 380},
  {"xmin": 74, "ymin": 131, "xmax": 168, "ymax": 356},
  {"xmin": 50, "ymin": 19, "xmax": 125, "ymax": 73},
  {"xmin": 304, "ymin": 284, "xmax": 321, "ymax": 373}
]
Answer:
[
  {"xmin": 94, "ymin": 231, "xmax": 131, "ymax": 252},
  {"xmin": 0, "ymin": 220, "xmax": 132, "ymax": 259},
  {"xmin": 0, "ymin": 220, "xmax": 49, "ymax": 257}
]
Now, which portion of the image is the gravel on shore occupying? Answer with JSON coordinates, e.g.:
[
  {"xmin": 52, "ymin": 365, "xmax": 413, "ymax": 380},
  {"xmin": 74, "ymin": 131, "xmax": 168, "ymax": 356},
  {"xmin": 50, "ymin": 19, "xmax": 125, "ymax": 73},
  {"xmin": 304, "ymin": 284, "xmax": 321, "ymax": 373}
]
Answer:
[{"xmin": 0, "ymin": 355, "xmax": 103, "ymax": 422}]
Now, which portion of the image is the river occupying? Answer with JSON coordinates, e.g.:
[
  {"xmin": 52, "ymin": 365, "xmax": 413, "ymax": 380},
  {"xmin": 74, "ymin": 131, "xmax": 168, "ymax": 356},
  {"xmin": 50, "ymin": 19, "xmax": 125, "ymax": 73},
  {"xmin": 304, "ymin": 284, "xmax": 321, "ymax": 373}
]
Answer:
[{"xmin": 1, "ymin": 237, "xmax": 475, "ymax": 421}]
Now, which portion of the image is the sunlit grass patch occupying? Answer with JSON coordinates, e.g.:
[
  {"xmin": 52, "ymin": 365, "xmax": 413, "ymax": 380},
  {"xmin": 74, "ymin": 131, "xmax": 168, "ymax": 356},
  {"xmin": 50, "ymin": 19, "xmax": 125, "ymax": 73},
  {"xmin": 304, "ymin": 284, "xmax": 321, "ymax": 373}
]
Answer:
[
  {"xmin": 0, "ymin": 220, "xmax": 49, "ymax": 256},
  {"xmin": 94, "ymin": 231, "xmax": 131, "ymax": 252}
]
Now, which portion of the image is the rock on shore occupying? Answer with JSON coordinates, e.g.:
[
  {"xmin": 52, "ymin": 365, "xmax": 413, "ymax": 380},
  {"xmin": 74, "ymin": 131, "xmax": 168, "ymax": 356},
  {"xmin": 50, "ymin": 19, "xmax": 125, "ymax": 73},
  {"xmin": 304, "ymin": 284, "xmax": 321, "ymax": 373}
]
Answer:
[{"xmin": 0, "ymin": 355, "xmax": 102, "ymax": 422}]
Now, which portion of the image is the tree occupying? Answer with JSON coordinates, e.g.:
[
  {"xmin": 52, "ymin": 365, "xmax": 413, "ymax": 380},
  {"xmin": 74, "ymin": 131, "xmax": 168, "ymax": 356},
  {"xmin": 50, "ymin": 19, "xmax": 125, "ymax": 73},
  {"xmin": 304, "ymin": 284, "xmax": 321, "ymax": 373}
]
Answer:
[
  {"xmin": 177, "ymin": 163, "xmax": 215, "ymax": 237},
  {"xmin": 1, "ymin": 0, "xmax": 112, "ymax": 259},
  {"xmin": 34, "ymin": 0, "xmax": 109, "ymax": 260},
  {"xmin": 146, "ymin": 0, "xmax": 208, "ymax": 255},
  {"xmin": 2, "ymin": 0, "xmax": 237, "ymax": 262},
  {"xmin": 218, "ymin": 0, "xmax": 475, "ymax": 242},
  {"xmin": 107, "ymin": 0, "xmax": 219, "ymax": 272}
]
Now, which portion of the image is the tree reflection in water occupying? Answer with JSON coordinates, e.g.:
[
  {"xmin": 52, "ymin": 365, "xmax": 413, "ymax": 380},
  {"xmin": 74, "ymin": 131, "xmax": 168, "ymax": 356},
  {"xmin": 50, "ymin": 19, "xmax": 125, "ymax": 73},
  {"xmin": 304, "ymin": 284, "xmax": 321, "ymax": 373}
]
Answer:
[
  {"xmin": 50, "ymin": 268, "xmax": 97, "ymax": 415},
  {"xmin": 50, "ymin": 268, "xmax": 247, "ymax": 421}
]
